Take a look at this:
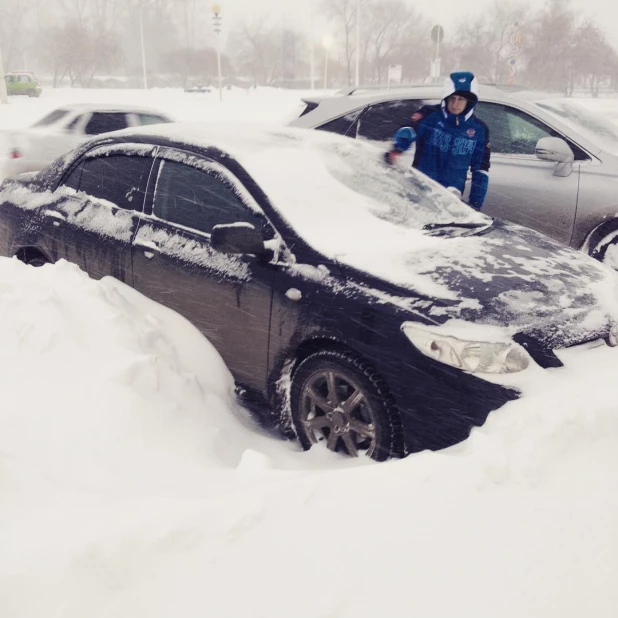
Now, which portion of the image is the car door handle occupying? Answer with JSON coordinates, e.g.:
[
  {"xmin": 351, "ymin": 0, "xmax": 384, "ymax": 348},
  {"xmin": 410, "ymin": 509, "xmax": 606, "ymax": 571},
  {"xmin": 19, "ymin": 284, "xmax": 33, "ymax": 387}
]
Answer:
[
  {"xmin": 43, "ymin": 210, "xmax": 66, "ymax": 226},
  {"xmin": 133, "ymin": 240, "xmax": 160, "ymax": 259},
  {"xmin": 286, "ymin": 288, "xmax": 302, "ymax": 301}
]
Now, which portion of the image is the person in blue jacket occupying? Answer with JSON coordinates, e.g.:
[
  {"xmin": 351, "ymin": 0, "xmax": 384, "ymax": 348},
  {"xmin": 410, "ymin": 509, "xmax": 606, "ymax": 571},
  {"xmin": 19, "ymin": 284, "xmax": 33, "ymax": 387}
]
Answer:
[{"xmin": 385, "ymin": 71, "xmax": 491, "ymax": 210}]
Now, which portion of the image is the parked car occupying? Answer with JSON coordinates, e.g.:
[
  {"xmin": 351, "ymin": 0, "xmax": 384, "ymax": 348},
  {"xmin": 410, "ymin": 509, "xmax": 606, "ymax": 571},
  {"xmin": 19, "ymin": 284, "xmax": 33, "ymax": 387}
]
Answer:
[
  {"xmin": 185, "ymin": 84, "xmax": 211, "ymax": 93},
  {"xmin": 4, "ymin": 71, "xmax": 42, "ymax": 97},
  {"xmin": 1, "ymin": 124, "xmax": 618, "ymax": 460},
  {"xmin": 1, "ymin": 103, "xmax": 173, "ymax": 179},
  {"xmin": 289, "ymin": 85, "xmax": 618, "ymax": 268}
]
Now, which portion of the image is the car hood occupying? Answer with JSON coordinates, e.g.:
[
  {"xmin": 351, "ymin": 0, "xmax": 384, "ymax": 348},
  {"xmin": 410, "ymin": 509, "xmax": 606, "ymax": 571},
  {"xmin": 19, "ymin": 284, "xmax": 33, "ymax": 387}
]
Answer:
[{"xmin": 338, "ymin": 219, "xmax": 618, "ymax": 350}]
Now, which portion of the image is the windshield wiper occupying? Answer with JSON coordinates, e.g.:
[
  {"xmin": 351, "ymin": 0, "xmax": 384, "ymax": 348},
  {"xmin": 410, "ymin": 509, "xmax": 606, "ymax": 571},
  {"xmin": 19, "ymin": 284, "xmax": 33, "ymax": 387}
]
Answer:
[{"xmin": 423, "ymin": 221, "xmax": 491, "ymax": 231}]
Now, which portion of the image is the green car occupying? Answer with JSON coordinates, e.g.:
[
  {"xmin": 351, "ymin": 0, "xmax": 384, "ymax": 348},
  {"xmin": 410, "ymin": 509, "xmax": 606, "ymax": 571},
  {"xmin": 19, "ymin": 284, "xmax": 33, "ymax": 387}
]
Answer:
[{"xmin": 4, "ymin": 72, "xmax": 42, "ymax": 97}]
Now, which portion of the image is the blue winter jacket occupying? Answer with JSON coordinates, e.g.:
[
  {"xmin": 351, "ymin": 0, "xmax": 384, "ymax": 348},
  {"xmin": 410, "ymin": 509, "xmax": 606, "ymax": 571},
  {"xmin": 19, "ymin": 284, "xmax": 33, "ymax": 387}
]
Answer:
[{"xmin": 393, "ymin": 107, "xmax": 491, "ymax": 209}]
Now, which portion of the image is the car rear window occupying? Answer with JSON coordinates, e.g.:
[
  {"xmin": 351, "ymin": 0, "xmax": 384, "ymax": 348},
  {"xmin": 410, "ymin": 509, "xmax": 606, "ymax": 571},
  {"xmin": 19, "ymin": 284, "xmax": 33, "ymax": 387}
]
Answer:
[
  {"xmin": 84, "ymin": 112, "xmax": 129, "ymax": 135},
  {"xmin": 299, "ymin": 101, "xmax": 319, "ymax": 117},
  {"xmin": 136, "ymin": 114, "xmax": 170, "ymax": 126},
  {"xmin": 31, "ymin": 109, "xmax": 70, "ymax": 128},
  {"xmin": 317, "ymin": 110, "xmax": 363, "ymax": 137},
  {"xmin": 357, "ymin": 99, "xmax": 434, "ymax": 142}
]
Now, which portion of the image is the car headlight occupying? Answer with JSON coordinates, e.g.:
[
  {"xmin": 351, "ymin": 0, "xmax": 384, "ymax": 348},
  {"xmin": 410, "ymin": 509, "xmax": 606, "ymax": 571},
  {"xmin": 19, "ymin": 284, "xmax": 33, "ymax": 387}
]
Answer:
[
  {"xmin": 401, "ymin": 322, "xmax": 531, "ymax": 374},
  {"xmin": 609, "ymin": 323, "xmax": 618, "ymax": 347}
]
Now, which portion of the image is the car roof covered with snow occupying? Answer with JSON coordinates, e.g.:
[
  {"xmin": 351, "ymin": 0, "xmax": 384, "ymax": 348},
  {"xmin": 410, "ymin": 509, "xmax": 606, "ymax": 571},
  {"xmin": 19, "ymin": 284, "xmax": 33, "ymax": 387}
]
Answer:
[{"xmin": 56, "ymin": 102, "xmax": 170, "ymax": 114}]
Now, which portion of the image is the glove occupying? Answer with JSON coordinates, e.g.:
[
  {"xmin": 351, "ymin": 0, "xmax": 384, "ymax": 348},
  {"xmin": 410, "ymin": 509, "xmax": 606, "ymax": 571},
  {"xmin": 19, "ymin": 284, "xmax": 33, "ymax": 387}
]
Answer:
[
  {"xmin": 384, "ymin": 149, "xmax": 402, "ymax": 165},
  {"xmin": 394, "ymin": 127, "xmax": 417, "ymax": 151}
]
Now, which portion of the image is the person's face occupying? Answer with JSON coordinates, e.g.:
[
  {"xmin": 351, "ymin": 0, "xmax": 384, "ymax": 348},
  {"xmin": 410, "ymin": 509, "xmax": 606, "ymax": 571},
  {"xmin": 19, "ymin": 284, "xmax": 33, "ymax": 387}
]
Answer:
[{"xmin": 447, "ymin": 94, "xmax": 468, "ymax": 115}]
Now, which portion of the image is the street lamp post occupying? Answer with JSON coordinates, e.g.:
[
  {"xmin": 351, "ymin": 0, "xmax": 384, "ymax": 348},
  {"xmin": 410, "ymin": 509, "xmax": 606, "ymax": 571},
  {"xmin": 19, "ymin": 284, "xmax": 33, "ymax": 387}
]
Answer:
[
  {"xmin": 323, "ymin": 34, "xmax": 333, "ymax": 90},
  {"xmin": 139, "ymin": 0, "xmax": 158, "ymax": 90},
  {"xmin": 0, "ymin": 36, "xmax": 8, "ymax": 104},
  {"xmin": 212, "ymin": 4, "xmax": 223, "ymax": 101},
  {"xmin": 310, "ymin": 1, "xmax": 315, "ymax": 89},
  {"xmin": 355, "ymin": 0, "xmax": 360, "ymax": 87}
]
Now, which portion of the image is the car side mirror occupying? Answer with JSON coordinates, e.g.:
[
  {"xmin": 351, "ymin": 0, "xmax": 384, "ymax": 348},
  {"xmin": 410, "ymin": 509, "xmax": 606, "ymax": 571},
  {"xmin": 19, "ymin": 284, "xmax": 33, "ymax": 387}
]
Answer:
[
  {"xmin": 535, "ymin": 137, "xmax": 574, "ymax": 177},
  {"xmin": 211, "ymin": 223, "xmax": 267, "ymax": 256}
]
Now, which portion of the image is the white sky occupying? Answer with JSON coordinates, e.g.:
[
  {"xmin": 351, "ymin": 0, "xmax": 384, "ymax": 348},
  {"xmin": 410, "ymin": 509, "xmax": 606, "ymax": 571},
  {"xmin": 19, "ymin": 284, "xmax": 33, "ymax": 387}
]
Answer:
[{"xmin": 218, "ymin": 0, "xmax": 618, "ymax": 48}]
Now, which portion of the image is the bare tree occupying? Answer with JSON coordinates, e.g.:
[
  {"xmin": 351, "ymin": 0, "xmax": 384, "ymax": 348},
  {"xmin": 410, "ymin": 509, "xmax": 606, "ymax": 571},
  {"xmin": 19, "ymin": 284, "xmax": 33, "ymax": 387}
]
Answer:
[
  {"xmin": 450, "ymin": 0, "xmax": 529, "ymax": 83},
  {"xmin": 570, "ymin": 22, "xmax": 618, "ymax": 96},
  {"xmin": 228, "ymin": 18, "xmax": 285, "ymax": 85},
  {"xmin": 321, "ymin": 0, "xmax": 369, "ymax": 86},
  {"xmin": 364, "ymin": 0, "xmax": 417, "ymax": 84},
  {"xmin": 524, "ymin": 0, "xmax": 576, "ymax": 91},
  {"xmin": 0, "ymin": 0, "xmax": 43, "ymax": 70}
]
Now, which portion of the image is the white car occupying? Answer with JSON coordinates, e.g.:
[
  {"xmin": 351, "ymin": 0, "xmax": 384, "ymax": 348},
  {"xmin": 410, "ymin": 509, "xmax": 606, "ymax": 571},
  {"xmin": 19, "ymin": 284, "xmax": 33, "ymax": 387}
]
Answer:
[{"xmin": 2, "ymin": 103, "xmax": 173, "ymax": 179}]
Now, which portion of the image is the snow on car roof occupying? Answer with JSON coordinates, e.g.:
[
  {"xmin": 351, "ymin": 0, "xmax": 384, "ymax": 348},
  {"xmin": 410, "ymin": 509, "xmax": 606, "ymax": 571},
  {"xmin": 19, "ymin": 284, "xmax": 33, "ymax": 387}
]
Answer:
[{"xmin": 59, "ymin": 102, "xmax": 169, "ymax": 114}]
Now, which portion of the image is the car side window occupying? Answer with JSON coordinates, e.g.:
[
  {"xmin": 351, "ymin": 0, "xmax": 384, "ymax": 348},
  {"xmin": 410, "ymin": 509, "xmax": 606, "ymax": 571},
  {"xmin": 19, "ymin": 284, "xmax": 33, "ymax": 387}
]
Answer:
[
  {"xmin": 77, "ymin": 155, "xmax": 153, "ymax": 211},
  {"xmin": 357, "ymin": 99, "xmax": 431, "ymax": 142},
  {"xmin": 317, "ymin": 109, "xmax": 363, "ymax": 137},
  {"xmin": 153, "ymin": 160, "xmax": 264, "ymax": 235},
  {"xmin": 137, "ymin": 114, "xmax": 169, "ymax": 126},
  {"xmin": 473, "ymin": 102, "xmax": 588, "ymax": 161},
  {"xmin": 84, "ymin": 112, "xmax": 130, "ymax": 136},
  {"xmin": 65, "ymin": 115, "xmax": 83, "ymax": 132},
  {"xmin": 62, "ymin": 162, "xmax": 83, "ymax": 190}
]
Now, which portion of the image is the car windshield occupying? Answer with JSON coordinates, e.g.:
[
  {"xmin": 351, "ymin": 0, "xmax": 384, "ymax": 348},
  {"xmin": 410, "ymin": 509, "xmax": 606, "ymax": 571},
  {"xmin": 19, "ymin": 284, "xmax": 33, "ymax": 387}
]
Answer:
[
  {"xmin": 536, "ymin": 100, "xmax": 618, "ymax": 155},
  {"xmin": 31, "ymin": 109, "xmax": 70, "ymax": 128},
  {"xmin": 237, "ymin": 130, "xmax": 488, "ymax": 286},
  {"xmin": 319, "ymin": 140, "xmax": 486, "ymax": 231}
]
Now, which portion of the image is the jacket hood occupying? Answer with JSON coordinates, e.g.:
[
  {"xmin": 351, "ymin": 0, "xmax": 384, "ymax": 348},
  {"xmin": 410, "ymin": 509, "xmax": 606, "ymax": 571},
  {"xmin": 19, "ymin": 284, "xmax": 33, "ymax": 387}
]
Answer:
[{"xmin": 442, "ymin": 71, "xmax": 479, "ymax": 119}]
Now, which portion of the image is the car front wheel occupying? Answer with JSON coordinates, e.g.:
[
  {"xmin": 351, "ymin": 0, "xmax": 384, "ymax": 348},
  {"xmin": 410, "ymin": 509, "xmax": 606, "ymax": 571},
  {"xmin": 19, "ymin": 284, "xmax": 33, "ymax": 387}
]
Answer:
[
  {"xmin": 590, "ymin": 233, "xmax": 618, "ymax": 269},
  {"xmin": 290, "ymin": 349, "xmax": 402, "ymax": 461}
]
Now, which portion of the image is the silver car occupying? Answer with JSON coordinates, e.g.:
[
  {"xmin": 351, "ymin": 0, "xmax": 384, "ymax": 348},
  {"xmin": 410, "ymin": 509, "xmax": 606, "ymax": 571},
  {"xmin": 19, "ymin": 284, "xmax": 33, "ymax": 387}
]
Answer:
[{"xmin": 289, "ymin": 85, "xmax": 618, "ymax": 267}]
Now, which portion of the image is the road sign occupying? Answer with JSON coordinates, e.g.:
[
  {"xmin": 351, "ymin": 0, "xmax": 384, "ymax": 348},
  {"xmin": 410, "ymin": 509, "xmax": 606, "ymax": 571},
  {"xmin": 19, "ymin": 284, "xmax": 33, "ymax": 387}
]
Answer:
[
  {"xmin": 431, "ymin": 25, "xmax": 444, "ymax": 44},
  {"xmin": 388, "ymin": 64, "xmax": 402, "ymax": 84}
]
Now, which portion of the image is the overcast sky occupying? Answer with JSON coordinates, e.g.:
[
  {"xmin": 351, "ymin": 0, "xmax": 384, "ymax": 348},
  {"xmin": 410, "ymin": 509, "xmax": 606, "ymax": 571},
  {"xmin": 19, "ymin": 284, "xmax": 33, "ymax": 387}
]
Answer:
[{"xmin": 218, "ymin": 0, "xmax": 618, "ymax": 47}]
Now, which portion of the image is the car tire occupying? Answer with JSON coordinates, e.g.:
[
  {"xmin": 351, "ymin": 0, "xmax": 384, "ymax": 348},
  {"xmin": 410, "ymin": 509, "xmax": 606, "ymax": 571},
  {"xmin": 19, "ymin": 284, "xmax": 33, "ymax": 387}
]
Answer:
[
  {"xmin": 590, "ymin": 233, "xmax": 618, "ymax": 269},
  {"xmin": 27, "ymin": 256, "xmax": 48, "ymax": 267},
  {"xmin": 17, "ymin": 249, "xmax": 49, "ymax": 268},
  {"xmin": 290, "ymin": 349, "xmax": 403, "ymax": 461}
]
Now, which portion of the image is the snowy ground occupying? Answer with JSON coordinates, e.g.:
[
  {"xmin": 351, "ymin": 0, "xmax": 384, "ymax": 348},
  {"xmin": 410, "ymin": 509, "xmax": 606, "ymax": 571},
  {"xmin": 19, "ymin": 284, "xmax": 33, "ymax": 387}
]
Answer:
[{"xmin": 1, "ymin": 88, "xmax": 618, "ymax": 618}]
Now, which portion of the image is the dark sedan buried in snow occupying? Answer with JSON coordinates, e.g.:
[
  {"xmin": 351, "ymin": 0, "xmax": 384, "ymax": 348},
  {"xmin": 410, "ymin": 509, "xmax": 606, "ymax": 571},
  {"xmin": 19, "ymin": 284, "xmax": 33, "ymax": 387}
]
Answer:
[{"xmin": 1, "ymin": 123, "xmax": 618, "ymax": 460}]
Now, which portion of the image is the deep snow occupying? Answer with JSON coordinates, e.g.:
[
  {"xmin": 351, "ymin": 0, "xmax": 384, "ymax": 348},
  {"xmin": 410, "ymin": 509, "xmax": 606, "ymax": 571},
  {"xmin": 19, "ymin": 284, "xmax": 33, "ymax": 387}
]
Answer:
[{"xmin": 0, "ymin": 88, "xmax": 617, "ymax": 618}]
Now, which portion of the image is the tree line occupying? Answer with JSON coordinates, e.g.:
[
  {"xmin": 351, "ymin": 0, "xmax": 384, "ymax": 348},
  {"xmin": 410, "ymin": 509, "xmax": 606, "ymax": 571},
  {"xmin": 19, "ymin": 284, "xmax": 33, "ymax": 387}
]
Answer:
[{"xmin": 0, "ymin": 0, "xmax": 616, "ymax": 95}]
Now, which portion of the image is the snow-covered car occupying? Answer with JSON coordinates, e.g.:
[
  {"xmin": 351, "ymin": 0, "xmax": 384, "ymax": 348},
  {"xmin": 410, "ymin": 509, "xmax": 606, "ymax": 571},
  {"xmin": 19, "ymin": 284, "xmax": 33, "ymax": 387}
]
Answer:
[
  {"xmin": 1, "ymin": 123, "xmax": 618, "ymax": 460},
  {"xmin": 184, "ymin": 85, "xmax": 211, "ymax": 93},
  {"xmin": 1, "ymin": 103, "xmax": 173, "ymax": 178},
  {"xmin": 290, "ymin": 85, "xmax": 618, "ymax": 268}
]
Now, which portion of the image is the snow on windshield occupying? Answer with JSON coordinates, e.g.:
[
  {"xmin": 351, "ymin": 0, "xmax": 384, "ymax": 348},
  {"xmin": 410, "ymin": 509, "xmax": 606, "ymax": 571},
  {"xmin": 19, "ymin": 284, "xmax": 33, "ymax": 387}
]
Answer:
[
  {"xmin": 238, "ymin": 129, "xmax": 488, "ymax": 291},
  {"xmin": 536, "ymin": 100, "xmax": 618, "ymax": 155}
]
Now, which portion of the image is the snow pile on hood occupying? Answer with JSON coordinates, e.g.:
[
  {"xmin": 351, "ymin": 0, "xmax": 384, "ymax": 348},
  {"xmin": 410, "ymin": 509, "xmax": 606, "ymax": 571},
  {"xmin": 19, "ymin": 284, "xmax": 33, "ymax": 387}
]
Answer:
[{"xmin": 1, "ymin": 258, "xmax": 618, "ymax": 618}]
